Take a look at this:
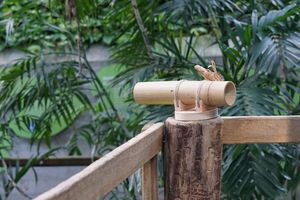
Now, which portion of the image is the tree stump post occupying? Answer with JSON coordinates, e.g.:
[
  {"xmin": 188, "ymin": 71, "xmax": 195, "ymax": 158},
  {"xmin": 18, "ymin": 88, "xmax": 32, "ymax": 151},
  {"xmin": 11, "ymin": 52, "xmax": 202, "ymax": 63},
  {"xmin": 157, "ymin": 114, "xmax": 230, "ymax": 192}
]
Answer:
[{"xmin": 164, "ymin": 117, "xmax": 223, "ymax": 200}]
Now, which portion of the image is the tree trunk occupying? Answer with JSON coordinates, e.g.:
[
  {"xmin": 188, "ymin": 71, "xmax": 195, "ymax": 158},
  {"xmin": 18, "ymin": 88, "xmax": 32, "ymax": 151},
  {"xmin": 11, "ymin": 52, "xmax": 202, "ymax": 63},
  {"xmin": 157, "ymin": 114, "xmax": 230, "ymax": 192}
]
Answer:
[{"xmin": 164, "ymin": 117, "xmax": 223, "ymax": 200}]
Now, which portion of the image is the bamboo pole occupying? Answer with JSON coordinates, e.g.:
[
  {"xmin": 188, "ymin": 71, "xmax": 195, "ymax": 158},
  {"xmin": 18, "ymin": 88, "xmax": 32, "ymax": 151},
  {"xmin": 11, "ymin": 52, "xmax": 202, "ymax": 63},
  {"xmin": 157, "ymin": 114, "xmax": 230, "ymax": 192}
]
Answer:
[{"xmin": 133, "ymin": 80, "xmax": 236, "ymax": 107}]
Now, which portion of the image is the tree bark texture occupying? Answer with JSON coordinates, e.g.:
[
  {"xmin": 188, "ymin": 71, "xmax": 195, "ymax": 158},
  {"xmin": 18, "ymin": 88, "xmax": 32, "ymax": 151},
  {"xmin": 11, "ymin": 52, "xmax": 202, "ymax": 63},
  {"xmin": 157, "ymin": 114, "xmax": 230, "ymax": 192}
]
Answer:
[{"xmin": 164, "ymin": 117, "xmax": 223, "ymax": 200}]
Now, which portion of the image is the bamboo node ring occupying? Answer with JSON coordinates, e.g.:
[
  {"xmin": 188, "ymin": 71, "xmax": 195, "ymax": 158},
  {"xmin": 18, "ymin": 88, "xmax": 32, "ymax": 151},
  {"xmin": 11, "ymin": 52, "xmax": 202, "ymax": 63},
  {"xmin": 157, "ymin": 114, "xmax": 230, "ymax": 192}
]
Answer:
[
  {"xmin": 174, "ymin": 80, "xmax": 186, "ymax": 110},
  {"xmin": 174, "ymin": 80, "xmax": 218, "ymax": 121}
]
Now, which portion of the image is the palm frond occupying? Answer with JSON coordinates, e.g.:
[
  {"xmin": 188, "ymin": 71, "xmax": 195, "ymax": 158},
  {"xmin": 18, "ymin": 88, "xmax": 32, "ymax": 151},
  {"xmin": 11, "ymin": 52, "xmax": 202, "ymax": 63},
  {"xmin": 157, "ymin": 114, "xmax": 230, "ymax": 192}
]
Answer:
[
  {"xmin": 221, "ymin": 76, "xmax": 287, "ymax": 116},
  {"xmin": 222, "ymin": 144, "xmax": 300, "ymax": 199}
]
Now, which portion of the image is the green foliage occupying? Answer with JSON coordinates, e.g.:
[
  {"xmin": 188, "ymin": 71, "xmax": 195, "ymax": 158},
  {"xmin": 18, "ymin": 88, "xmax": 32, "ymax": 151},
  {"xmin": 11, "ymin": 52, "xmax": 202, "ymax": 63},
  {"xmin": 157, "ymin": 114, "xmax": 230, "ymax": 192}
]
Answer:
[
  {"xmin": 0, "ymin": 0, "xmax": 138, "ymax": 198},
  {"xmin": 107, "ymin": 0, "xmax": 300, "ymax": 199},
  {"xmin": 0, "ymin": 148, "xmax": 59, "ymax": 199},
  {"xmin": 0, "ymin": 0, "xmax": 121, "ymax": 51},
  {"xmin": 0, "ymin": 0, "xmax": 299, "ymax": 199}
]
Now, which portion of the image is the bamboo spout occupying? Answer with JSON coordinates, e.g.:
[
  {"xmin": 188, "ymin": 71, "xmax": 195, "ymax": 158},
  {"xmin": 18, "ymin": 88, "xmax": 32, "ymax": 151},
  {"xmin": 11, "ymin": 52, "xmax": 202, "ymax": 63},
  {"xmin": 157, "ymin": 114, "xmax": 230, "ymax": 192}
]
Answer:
[{"xmin": 133, "ymin": 80, "xmax": 236, "ymax": 107}]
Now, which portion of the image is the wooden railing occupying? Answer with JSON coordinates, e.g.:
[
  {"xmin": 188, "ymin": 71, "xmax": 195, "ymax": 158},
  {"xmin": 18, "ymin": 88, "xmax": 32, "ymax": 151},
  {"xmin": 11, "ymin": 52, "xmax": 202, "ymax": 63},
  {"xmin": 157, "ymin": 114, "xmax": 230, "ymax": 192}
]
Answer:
[
  {"xmin": 34, "ymin": 116, "xmax": 300, "ymax": 200},
  {"xmin": 223, "ymin": 116, "xmax": 300, "ymax": 144},
  {"xmin": 34, "ymin": 123, "xmax": 164, "ymax": 200},
  {"xmin": 1, "ymin": 157, "xmax": 101, "ymax": 166}
]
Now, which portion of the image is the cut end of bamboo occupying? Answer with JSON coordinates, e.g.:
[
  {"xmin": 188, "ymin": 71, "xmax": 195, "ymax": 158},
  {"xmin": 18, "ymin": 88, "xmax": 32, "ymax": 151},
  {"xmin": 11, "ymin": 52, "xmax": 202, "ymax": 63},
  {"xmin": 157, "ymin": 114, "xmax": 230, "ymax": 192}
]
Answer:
[
  {"xmin": 210, "ymin": 81, "xmax": 236, "ymax": 106},
  {"xmin": 225, "ymin": 81, "xmax": 236, "ymax": 106}
]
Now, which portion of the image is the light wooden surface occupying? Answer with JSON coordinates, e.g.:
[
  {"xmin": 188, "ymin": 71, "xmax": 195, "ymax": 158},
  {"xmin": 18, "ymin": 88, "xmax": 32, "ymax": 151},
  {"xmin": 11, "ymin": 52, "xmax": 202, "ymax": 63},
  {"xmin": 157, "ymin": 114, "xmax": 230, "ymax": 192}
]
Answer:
[
  {"xmin": 134, "ymin": 80, "xmax": 236, "ymax": 106},
  {"xmin": 34, "ymin": 123, "xmax": 164, "ymax": 200},
  {"xmin": 141, "ymin": 123, "xmax": 159, "ymax": 200},
  {"xmin": 142, "ymin": 156, "xmax": 158, "ymax": 200},
  {"xmin": 222, "ymin": 116, "xmax": 300, "ymax": 144},
  {"xmin": 34, "ymin": 115, "xmax": 300, "ymax": 200},
  {"xmin": 174, "ymin": 109, "xmax": 218, "ymax": 121}
]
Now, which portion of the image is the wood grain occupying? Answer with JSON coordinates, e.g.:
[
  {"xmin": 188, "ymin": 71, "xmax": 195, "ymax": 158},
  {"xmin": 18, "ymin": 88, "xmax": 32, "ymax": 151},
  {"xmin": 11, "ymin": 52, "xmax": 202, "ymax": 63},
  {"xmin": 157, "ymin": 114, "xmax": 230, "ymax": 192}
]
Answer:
[
  {"xmin": 34, "ymin": 123, "xmax": 164, "ymax": 200},
  {"xmin": 141, "ymin": 123, "xmax": 159, "ymax": 200},
  {"xmin": 34, "ymin": 115, "xmax": 300, "ymax": 200},
  {"xmin": 142, "ymin": 156, "xmax": 159, "ymax": 200},
  {"xmin": 164, "ymin": 117, "xmax": 223, "ymax": 200},
  {"xmin": 1, "ymin": 157, "xmax": 100, "ymax": 167},
  {"xmin": 222, "ymin": 116, "xmax": 300, "ymax": 144}
]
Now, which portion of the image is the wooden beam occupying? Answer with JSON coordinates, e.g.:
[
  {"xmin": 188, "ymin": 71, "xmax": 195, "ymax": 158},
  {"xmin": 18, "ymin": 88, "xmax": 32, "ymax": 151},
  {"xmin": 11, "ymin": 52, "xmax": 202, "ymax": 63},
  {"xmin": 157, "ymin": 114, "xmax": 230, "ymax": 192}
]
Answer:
[
  {"xmin": 222, "ymin": 116, "xmax": 300, "ymax": 144},
  {"xmin": 142, "ymin": 156, "xmax": 158, "ymax": 200},
  {"xmin": 33, "ymin": 116, "xmax": 300, "ymax": 200},
  {"xmin": 34, "ymin": 123, "xmax": 164, "ymax": 200},
  {"xmin": 1, "ymin": 157, "xmax": 100, "ymax": 167},
  {"xmin": 141, "ymin": 123, "xmax": 159, "ymax": 200}
]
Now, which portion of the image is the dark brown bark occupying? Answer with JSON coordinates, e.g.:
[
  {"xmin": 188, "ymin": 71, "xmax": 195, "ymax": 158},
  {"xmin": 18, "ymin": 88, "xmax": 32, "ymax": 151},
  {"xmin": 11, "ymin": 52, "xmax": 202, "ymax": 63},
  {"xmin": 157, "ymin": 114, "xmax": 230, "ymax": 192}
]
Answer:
[{"xmin": 164, "ymin": 117, "xmax": 223, "ymax": 200}]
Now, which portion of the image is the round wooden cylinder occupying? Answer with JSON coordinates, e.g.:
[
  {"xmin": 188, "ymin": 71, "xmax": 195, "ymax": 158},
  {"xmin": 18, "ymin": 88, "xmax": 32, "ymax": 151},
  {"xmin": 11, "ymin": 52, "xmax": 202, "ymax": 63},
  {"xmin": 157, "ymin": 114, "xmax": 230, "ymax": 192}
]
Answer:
[
  {"xmin": 164, "ymin": 117, "xmax": 223, "ymax": 200},
  {"xmin": 133, "ymin": 81, "xmax": 236, "ymax": 107}
]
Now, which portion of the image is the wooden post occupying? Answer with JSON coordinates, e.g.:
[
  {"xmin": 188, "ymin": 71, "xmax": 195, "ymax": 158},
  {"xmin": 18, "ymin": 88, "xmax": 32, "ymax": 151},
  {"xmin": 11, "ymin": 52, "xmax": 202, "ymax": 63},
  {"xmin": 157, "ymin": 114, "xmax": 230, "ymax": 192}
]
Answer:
[
  {"xmin": 164, "ymin": 117, "xmax": 223, "ymax": 200},
  {"xmin": 141, "ymin": 123, "xmax": 159, "ymax": 200},
  {"xmin": 142, "ymin": 156, "xmax": 158, "ymax": 200}
]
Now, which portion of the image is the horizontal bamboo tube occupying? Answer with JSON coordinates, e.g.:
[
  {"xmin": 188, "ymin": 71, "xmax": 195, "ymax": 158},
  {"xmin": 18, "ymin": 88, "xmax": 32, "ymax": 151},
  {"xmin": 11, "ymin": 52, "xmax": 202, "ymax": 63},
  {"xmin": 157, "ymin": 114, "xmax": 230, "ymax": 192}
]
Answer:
[{"xmin": 133, "ymin": 81, "xmax": 236, "ymax": 107}]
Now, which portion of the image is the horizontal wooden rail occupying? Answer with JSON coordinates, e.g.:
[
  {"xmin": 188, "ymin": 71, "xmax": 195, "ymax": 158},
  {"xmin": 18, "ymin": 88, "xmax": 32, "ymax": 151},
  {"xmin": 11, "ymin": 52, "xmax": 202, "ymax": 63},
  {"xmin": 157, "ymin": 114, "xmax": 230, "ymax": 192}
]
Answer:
[
  {"xmin": 34, "ymin": 123, "xmax": 164, "ymax": 200},
  {"xmin": 34, "ymin": 115, "xmax": 300, "ymax": 200},
  {"xmin": 1, "ymin": 157, "xmax": 100, "ymax": 167},
  {"xmin": 8, "ymin": 116, "xmax": 300, "ymax": 167},
  {"xmin": 222, "ymin": 116, "xmax": 300, "ymax": 144}
]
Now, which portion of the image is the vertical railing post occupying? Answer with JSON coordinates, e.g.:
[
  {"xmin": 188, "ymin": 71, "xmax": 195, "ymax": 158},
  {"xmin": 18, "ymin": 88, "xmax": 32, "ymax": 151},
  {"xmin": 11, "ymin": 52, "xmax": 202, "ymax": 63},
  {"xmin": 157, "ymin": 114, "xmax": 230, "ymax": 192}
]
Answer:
[
  {"xmin": 141, "ymin": 124, "xmax": 159, "ymax": 200},
  {"xmin": 164, "ymin": 117, "xmax": 223, "ymax": 200},
  {"xmin": 142, "ymin": 156, "xmax": 159, "ymax": 200}
]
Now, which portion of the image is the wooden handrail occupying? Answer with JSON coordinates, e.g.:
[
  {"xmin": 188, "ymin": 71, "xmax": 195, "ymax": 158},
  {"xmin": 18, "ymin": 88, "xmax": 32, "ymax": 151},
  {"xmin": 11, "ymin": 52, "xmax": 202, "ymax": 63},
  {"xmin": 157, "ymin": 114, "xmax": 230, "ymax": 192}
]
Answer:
[
  {"xmin": 34, "ymin": 123, "xmax": 164, "ymax": 200},
  {"xmin": 34, "ymin": 116, "xmax": 300, "ymax": 200},
  {"xmin": 1, "ymin": 157, "xmax": 100, "ymax": 167},
  {"xmin": 222, "ymin": 116, "xmax": 300, "ymax": 144},
  {"xmin": 9, "ymin": 116, "xmax": 300, "ymax": 167}
]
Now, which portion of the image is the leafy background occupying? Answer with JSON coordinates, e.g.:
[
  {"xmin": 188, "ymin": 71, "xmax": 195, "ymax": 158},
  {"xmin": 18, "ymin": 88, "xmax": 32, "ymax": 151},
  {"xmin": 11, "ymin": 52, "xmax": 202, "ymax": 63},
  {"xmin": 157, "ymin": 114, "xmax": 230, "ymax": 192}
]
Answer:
[{"xmin": 0, "ymin": 0, "xmax": 300, "ymax": 199}]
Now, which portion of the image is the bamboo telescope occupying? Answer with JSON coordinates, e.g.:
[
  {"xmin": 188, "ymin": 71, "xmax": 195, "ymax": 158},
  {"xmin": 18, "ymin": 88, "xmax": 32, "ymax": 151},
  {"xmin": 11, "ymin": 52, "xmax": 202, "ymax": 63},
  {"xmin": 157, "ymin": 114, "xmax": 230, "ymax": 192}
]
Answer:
[{"xmin": 133, "ymin": 80, "xmax": 236, "ymax": 107}]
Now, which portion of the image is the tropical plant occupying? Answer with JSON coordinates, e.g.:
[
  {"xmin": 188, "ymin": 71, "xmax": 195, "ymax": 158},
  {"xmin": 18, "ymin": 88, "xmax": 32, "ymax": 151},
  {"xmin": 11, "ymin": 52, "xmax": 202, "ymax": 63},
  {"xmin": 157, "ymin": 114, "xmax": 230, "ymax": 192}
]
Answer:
[
  {"xmin": 0, "ymin": 0, "xmax": 139, "ymax": 198},
  {"xmin": 107, "ymin": 0, "xmax": 300, "ymax": 199},
  {"xmin": 0, "ymin": 0, "xmax": 300, "ymax": 199}
]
